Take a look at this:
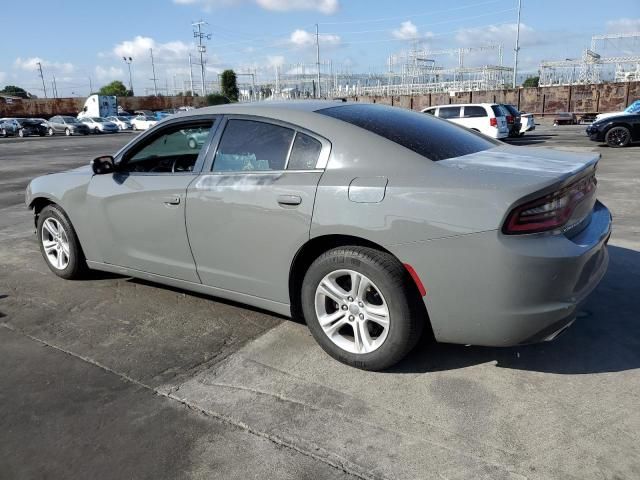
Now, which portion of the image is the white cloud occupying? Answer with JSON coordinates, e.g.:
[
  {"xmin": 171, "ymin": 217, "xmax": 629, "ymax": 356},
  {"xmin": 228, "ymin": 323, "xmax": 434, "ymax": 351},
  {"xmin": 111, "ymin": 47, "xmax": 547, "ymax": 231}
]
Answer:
[
  {"xmin": 289, "ymin": 29, "xmax": 341, "ymax": 48},
  {"xmin": 174, "ymin": 0, "xmax": 338, "ymax": 13},
  {"xmin": 256, "ymin": 0, "xmax": 338, "ymax": 13},
  {"xmin": 14, "ymin": 57, "xmax": 74, "ymax": 74},
  {"xmin": 606, "ymin": 18, "xmax": 640, "ymax": 33},
  {"xmin": 95, "ymin": 66, "xmax": 125, "ymax": 81},
  {"xmin": 113, "ymin": 36, "xmax": 191, "ymax": 61},
  {"xmin": 392, "ymin": 21, "xmax": 419, "ymax": 40},
  {"xmin": 267, "ymin": 55, "xmax": 285, "ymax": 68},
  {"xmin": 455, "ymin": 23, "xmax": 545, "ymax": 48}
]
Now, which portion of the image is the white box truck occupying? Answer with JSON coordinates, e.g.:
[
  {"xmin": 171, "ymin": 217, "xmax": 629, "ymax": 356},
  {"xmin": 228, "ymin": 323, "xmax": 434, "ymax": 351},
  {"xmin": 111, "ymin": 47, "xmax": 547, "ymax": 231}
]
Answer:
[{"xmin": 78, "ymin": 95, "xmax": 118, "ymax": 118}]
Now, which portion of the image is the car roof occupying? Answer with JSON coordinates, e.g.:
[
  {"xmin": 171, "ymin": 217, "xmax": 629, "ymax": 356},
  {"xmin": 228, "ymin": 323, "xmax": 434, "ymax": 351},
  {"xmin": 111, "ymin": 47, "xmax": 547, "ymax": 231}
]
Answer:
[
  {"xmin": 171, "ymin": 100, "xmax": 348, "ymax": 120},
  {"xmin": 427, "ymin": 103, "xmax": 499, "ymax": 108}
]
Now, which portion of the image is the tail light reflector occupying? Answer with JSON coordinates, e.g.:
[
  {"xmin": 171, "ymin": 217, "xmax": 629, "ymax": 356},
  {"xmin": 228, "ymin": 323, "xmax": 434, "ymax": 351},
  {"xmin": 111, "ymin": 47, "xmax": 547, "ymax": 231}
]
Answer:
[
  {"xmin": 503, "ymin": 174, "xmax": 597, "ymax": 234},
  {"xmin": 506, "ymin": 115, "xmax": 514, "ymax": 124},
  {"xmin": 489, "ymin": 117, "xmax": 498, "ymax": 127}
]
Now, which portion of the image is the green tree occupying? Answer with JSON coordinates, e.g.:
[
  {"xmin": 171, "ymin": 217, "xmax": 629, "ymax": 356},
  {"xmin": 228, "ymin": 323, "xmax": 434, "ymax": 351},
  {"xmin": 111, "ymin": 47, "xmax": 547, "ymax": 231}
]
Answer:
[
  {"xmin": 0, "ymin": 85, "xmax": 30, "ymax": 98},
  {"xmin": 206, "ymin": 93, "xmax": 231, "ymax": 106},
  {"xmin": 523, "ymin": 76, "xmax": 539, "ymax": 88},
  {"xmin": 98, "ymin": 80, "xmax": 130, "ymax": 96},
  {"xmin": 220, "ymin": 69, "xmax": 239, "ymax": 102}
]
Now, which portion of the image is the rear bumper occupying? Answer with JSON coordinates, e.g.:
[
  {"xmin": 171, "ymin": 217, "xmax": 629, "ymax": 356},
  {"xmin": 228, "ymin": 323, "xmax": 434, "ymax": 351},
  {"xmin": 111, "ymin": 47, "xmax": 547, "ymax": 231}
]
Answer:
[{"xmin": 390, "ymin": 201, "xmax": 612, "ymax": 347}]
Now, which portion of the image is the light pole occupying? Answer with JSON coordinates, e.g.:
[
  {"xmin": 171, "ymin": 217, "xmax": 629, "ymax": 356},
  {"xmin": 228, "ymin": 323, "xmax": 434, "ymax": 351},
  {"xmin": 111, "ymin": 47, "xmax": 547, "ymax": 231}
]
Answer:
[
  {"xmin": 512, "ymin": 0, "xmax": 522, "ymax": 88},
  {"xmin": 123, "ymin": 57, "xmax": 134, "ymax": 95}
]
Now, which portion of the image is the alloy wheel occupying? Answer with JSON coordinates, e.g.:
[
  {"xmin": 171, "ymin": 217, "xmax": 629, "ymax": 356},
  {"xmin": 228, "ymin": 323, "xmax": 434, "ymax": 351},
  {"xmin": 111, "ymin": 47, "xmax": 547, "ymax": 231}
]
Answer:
[
  {"xmin": 607, "ymin": 127, "xmax": 629, "ymax": 147},
  {"xmin": 41, "ymin": 218, "xmax": 70, "ymax": 270},
  {"xmin": 315, "ymin": 269, "xmax": 390, "ymax": 354}
]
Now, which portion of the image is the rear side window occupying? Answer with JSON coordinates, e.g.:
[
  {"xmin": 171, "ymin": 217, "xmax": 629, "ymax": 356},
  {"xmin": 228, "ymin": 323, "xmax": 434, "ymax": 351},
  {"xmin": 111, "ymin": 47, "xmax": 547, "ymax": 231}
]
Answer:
[
  {"xmin": 318, "ymin": 104, "xmax": 499, "ymax": 161},
  {"xmin": 287, "ymin": 132, "xmax": 322, "ymax": 170},
  {"xmin": 423, "ymin": 108, "xmax": 435, "ymax": 115},
  {"xmin": 438, "ymin": 106, "xmax": 461, "ymax": 119},
  {"xmin": 491, "ymin": 105, "xmax": 506, "ymax": 117},
  {"xmin": 463, "ymin": 106, "xmax": 487, "ymax": 118},
  {"xmin": 213, "ymin": 119, "xmax": 294, "ymax": 172}
]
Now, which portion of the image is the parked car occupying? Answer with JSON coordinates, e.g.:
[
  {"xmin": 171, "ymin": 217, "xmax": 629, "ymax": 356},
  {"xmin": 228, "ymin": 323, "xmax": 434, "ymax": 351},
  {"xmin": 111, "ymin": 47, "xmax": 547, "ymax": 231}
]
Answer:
[
  {"xmin": 80, "ymin": 117, "xmax": 119, "ymax": 134},
  {"xmin": 519, "ymin": 111, "xmax": 536, "ymax": 134},
  {"xmin": 14, "ymin": 118, "xmax": 49, "ymax": 137},
  {"xmin": 422, "ymin": 103, "xmax": 509, "ymax": 139},
  {"xmin": 155, "ymin": 110, "xmax": 177, "ymax": 121},
  {"xmin": 553, "ymin": 112, "xmax": 577, "ymax": 125},
  {"xmin": 183, "ymin": 127, "xmax": 210, "ymax": 149},
  {"xmin": 47, "ymin": 116, "xmax": 90, "ymax": 136},
  {"xmin": 106, "ymin": 116, "xmax": 133, "ymax": 130},
  {"xmin": 26, "ymin": 102, "xmax": 611, "ymax": 371},
  {"xmin": 501, "ymin": 104, "xmax": 523, "ymax": 137},
  {"xmin": 586, "ymin": 112, "xmax": 640, "ymax": 147},
  {"xmin": 595, "ymin": 99, "xmax": 640, "ymax": 122},
  {"xmin": 131, "ymin": 114, "xmax": 158, "ymax": 131},
  {"xmin": 0, "ymin": 118, "xmax": 20, "ymax": 137}
]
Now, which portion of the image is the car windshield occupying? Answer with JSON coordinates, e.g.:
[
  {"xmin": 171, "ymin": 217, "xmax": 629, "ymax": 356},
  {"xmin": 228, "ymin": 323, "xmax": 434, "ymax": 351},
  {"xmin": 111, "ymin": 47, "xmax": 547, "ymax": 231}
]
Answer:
[
  {"xmin": 92, "ymin": 117, "xmax": 105, "ymax": 122},
  {"xmin": 143, "ymin": 115, "xmax": 156, "ymax": 120},
  {"xmin": 318, "ymin": 104, "xmax": 499, "ymax": 162},
  {"xmin": 63, "ymin": 117, "xmax": 80, "ymax": 123}
]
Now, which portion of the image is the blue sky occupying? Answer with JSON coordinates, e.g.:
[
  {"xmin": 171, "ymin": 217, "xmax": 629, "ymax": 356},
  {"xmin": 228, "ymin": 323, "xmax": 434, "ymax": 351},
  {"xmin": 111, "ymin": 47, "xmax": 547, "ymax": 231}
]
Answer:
[{"xmin": 1, "ymin": 0, "xmax": 638, "ymax": 96}]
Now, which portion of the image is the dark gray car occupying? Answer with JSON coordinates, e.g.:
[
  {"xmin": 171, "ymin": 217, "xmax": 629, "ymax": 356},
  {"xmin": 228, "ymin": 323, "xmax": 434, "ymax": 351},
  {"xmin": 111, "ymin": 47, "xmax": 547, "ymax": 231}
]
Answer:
[
  {"xmin": 25, "ymin": 101, "xmax": 611, "ymax": 370},
  {"xmin": 47, "ymin": 116, "xmax": 90, "ymax": 136}
]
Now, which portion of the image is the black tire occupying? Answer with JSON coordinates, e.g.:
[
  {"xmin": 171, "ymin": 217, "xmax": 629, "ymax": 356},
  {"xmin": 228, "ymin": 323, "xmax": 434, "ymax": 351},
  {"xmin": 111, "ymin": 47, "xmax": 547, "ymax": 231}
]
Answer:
[
  {"xmin": 605, "ymin": 126, "xmax": 631, "ymax": 148},
  {"xmin": 94, "ymin": 127, "xmax": 99, "ymax": 134},
  {"xmin": 18, "ymin": 129, "xmax": 24, "ymax": 137},
  {"xmin": 1, "ymin": 128, "xmax": 6, "ymax": 137},
  {"xmin": 65, "ymin": 128, "xmax": 71, "ymax": 136},
  {"xmin": 37, "ymin": 205, "xmax": 88, "ymax": 280},
  {"xmin": 301, "ymin": 246, "xmax": 424, "ymax": 371},
  {"xmin": 48, "ymin": 127, "xmax": 54, "ymax": 136},
  {"xmin": 188, "ymin": 138, "xmax": 197, "ymax": 149}
]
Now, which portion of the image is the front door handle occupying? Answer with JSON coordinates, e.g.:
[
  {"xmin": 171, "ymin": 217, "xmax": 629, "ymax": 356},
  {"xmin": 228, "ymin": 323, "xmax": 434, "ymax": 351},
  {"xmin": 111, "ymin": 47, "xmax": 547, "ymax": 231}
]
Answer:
[
  {"xmin": 277, "ymin": 194, "xmax": 302, "ymax": 206},
  {"xmin": 163, "ymin": 195, "xmax": 181, "ymax": 205}
]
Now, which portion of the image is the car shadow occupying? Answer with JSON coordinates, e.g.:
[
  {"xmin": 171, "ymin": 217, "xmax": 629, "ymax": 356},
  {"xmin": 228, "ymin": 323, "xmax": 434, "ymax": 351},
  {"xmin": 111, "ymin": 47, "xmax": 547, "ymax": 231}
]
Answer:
[
  {"xmin": 389, "ymin": 245, "xmax": 640, "ymax": 375},
  {"xmin": 503, "ymin": 134, "xmax": 555, "ymax": 146}
]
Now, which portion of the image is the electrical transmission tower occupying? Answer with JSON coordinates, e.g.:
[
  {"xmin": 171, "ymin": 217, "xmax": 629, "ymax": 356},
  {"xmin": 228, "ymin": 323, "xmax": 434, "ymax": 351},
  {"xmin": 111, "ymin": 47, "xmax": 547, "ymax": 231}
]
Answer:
[
  {"xmin": 192, "ymin": 20, "xmax": 211, "ymax": 96},
  {"xmin": 36, "ymin": 62, "xmax": 47, "ymax": 98}
]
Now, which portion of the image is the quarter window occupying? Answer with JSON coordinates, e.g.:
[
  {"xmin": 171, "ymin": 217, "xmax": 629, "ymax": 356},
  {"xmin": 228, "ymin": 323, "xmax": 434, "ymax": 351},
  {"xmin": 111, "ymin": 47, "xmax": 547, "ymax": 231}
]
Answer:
[
  {"xmin": 287, "ymin": 132, "xmax": 322, "ymax": 170},
  {"xmin": 213, "ymin": 120, "xmax": 294, "ymax": 172},
  {"xmin": 438, "ymin": 106, "xmax": 461, "ymax": 119}
]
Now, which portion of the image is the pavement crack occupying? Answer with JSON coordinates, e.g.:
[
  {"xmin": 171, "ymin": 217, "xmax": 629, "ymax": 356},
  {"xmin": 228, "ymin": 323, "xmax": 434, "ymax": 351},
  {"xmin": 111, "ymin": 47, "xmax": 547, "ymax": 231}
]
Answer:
[{"xmin": 0, "ymin": 323, "xmax": 375, "ymax": 480}]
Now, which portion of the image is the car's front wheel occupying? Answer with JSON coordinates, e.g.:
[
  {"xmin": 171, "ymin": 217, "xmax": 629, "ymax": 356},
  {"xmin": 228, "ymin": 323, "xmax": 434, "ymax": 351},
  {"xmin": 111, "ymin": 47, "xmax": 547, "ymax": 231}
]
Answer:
[
  {"xmin": 48, "ymin": 127, "xmax": 54, "ymax": 136},
  {"xmin": 605, "ymin": 126, "xmax": 631, "ymax": 148},
  {"xmin": 301, "ymin": 246, "xmax": 424, "ymax": 370},
  {"xmin": 65, "ymin": 128, "xmax": 71, "ymax": 136},
  {"xmin": 37, "ymin": 205, "xmax": 88, "ymax": 279}
]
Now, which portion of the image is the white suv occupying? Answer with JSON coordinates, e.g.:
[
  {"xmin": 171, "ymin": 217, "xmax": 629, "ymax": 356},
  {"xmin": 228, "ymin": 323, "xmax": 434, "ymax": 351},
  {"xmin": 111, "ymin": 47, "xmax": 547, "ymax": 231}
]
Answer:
[{"xmin": 421, "ymin": 103, "xmax": 509, "ymax": 139}]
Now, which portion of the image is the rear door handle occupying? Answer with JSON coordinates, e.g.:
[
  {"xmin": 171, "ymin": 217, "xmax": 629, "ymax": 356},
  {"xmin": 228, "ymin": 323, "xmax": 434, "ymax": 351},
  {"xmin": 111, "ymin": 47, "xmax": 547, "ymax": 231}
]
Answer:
[
  {"xmin": 163, "ymin": 195, "xmax": 181, "ymax": 205},
  {"xmin": 277, "ymin": 194, "xmax": 302, "ymax": 206}
]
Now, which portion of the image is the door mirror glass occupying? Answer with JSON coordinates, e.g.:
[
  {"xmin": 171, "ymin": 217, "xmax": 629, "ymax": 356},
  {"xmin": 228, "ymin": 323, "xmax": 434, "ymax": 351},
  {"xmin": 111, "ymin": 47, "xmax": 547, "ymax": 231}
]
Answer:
[{"xmin": 91, "ymin": 155, "xmax": 115, "ymax": 175}]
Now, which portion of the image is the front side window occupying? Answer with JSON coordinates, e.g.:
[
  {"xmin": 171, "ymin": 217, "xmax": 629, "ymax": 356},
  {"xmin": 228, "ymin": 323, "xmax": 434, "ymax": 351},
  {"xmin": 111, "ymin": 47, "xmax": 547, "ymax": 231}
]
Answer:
[
  {"xmin": 120, "ymin": 121, "xmax": 214, "ymax": 173},
  {"xmin": 438, "ymin": 107, "xmax": 461, "ymax": 119},
  {"xmin": 213, "ymin": 120, "xmax": 294, "ymax": 172}
]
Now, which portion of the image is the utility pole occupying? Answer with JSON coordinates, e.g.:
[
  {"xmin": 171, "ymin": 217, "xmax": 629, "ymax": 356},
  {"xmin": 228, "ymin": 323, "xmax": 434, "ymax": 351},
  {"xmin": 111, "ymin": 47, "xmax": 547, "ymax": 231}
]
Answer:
[
  {"xmin": 149, "ymin": 48, "xmax": 159, "ymax": 96},
  {"xmin": 193, "ymin": 20, "xmax": 211, "ymax": 96},
  {"xmin": 88, "ymin": 77, "xmax": 93, "ymax": 94},
  {"xmin": 512, "ymin": 0, "xmax": 522, "ymax": 88},
  {"xmin": 315, "ymin": 24, "xmax": 321, "ymax": 98},
  {"xmin": 52, "ymin": 74, "xmax": 58, "ymax": 98},
  {"xmin": 188, "ymin": 53, "xmax": 194, "ymax": 94},
  {"xmin": 123, "ymin": 56, "xmax": 134, "ymax": 95},
  {"xmin": 36, "ymin": 62, "xmax": 47, "ymax": 98}
]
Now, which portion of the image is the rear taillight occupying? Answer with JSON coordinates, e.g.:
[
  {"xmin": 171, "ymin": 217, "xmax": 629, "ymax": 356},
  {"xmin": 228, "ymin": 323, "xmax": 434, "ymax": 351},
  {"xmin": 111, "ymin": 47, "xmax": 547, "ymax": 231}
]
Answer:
[
  {"xmin": 490, "ymin": 117, "xmax": 498, "ymax": 127},
  {"xmin": 506, "ymin": 115, "xmax": 514, "ymax": 124},
  {"xmin": 503, "ymin": 174, "xmax": 597, "ymax": 234}
]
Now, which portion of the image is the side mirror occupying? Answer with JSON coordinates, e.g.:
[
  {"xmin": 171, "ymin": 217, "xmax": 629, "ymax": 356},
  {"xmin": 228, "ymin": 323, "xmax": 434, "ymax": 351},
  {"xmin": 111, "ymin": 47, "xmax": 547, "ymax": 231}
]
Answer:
[{"xmin": 91, "ymin": 155, "xmax": 115, "ymax": 175}]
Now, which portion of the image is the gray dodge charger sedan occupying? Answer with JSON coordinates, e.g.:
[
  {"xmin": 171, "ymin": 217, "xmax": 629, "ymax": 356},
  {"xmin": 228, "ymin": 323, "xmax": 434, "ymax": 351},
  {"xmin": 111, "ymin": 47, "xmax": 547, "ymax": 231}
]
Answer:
[{"xmin": 26, "ymin": 101, "xmax": 611, "ymax": 370}]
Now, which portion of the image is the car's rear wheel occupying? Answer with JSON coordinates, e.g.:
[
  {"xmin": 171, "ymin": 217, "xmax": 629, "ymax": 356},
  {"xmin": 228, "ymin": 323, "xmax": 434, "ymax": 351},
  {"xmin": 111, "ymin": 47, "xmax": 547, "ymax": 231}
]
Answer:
[
  {"xmin": 132, "ymin": 124, "xmax": 137, "ymax": 131},
  {"xmin": 301, "ymin": 246, "xmax": 423, "ymax": 371},
  {"xmin": 65, "ymin": 128, "xmax": 71, "ymax": 136},
  {"xmin": 188, "ymin": 138, "xmax": 197, "ymax": 149},
  {"xmin": 18, "ymin": 129, "xmax": 24, "ymax": 137},
  {"xmin": 605, "ymin": 126, "xmax": 631, "ymax": 148},
  {"xmin": 37, "ymin": 205, "xmax": 88, "ymax": 280},
  {"xmin": 48, "ymin": 127, "xmax": 54, "ymax": 136},
  {"xmin": 1, "ymin": 128, "xmax": 6, "ymax": 137},
  {"xmin": 94, "ymin": 127, "xmax": 100, "ymax": 134}
]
